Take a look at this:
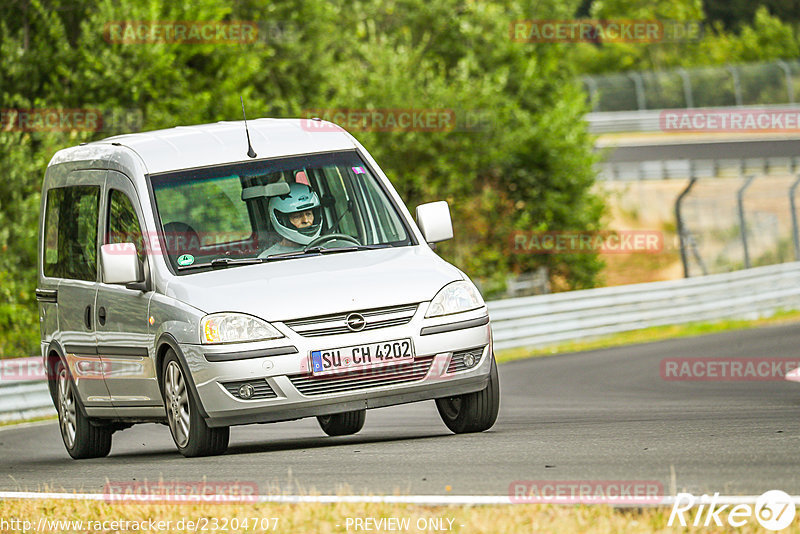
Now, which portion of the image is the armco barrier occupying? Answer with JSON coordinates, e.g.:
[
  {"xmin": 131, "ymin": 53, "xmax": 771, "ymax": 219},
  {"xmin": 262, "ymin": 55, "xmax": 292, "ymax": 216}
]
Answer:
[
  {"xmin": 3, "ymin": 261, "xmax": 800, "ymax": 421},
  {"xmin": 0, "ymin": 357, "xmax": 54, "ymax": 423},
  {"xmin": 488, "ymin": 261, "xmax": 800, "ymax": 350}
]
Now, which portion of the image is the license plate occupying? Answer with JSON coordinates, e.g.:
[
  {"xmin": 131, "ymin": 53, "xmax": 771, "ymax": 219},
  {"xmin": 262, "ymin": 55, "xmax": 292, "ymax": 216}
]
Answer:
[{"xmin": 310, "ymin": 339, "xmax": 414, "ymax": 376}]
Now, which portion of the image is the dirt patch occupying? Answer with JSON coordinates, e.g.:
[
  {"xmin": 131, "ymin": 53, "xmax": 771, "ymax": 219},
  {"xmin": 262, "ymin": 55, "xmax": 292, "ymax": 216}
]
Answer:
[{"xmin": 595, "ymin": 180, "xmax": 686, "ymax": 285}]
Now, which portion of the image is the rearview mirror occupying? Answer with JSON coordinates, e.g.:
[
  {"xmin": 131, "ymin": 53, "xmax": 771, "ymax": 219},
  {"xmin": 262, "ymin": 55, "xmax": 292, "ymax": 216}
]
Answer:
[
  {"xmin": 415, "ymin": 201, "xmax": 453, "ymax": 244},
  {"xmin": 241, "ymin": 181, "xmax": 291, "ymax": 200},
  {"xmin": 101, "ymin": 243, "xmax": 143, "ymax": 286}
]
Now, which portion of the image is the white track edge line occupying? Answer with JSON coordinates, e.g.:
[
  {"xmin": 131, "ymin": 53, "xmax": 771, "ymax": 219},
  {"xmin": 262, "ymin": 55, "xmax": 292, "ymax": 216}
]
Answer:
[{"xmin": 0, "ymin": 492, "xmax": 796, "ymax": 506}]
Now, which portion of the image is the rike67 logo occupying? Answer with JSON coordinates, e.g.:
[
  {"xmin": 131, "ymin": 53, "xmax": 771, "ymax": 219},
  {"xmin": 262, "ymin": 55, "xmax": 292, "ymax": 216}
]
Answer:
[{"xmin": 669, "ymin": 491, "xmax": 796, "ymax": 531}]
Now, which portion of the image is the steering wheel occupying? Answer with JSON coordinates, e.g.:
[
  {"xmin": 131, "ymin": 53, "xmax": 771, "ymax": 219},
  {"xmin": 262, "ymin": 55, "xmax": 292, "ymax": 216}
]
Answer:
[{"xmin": 304, "ymin": 233, "xmax": 361, "ymax": 250}]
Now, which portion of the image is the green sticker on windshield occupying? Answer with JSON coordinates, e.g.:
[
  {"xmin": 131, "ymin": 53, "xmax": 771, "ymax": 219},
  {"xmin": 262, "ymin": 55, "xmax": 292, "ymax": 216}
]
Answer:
[{"xmin": 177, "ymin": 254, "xmax": 195, "ymax": 266}]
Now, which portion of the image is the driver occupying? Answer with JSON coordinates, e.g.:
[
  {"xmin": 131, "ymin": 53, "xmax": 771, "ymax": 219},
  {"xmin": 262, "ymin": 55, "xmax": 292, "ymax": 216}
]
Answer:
[{"xmin": 260, "ymin": 182, "xmax": 323, "ymax": 257}]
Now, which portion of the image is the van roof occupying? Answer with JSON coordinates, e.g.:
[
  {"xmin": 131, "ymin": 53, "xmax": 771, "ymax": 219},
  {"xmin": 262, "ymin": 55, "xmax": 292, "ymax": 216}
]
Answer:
[{"xmin": 52, "ymin": 118, "xmax": 357, "ymax": 175}]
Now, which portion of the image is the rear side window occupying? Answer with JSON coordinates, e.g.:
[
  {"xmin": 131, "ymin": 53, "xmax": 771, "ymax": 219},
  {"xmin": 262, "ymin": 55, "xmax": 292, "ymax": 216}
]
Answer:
[{"xmin": 43, "ymin": 186, "xmax": 100, "ymax": 281}]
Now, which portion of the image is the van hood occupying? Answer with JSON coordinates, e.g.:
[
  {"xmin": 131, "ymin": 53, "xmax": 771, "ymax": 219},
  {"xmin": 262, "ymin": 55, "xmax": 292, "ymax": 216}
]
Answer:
[{"xmin": 165, "ymin": 246, "xmax": 463, "ymax": 321}]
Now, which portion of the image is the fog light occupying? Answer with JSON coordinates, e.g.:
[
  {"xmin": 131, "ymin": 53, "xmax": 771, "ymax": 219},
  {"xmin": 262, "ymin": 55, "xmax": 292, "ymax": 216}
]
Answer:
[
  {"xmin": 238, "ymin": 383, "xmax": 255, "ymax": 400},
  {"xmin": 463, "ymin": 352, "xmax": 476, "ymax": 368}
]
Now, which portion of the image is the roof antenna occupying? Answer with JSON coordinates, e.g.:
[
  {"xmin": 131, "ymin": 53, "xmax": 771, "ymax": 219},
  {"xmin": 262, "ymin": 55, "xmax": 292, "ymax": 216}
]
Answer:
[{"xmin": 240, "ymin": 96, "xmax": 257, "ymax": 159}]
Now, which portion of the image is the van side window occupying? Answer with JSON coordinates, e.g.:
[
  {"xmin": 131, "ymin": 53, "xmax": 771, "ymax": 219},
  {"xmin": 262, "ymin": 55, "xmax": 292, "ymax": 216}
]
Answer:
[
  {"xmin": 353, "ymin": 172, "xmax": 405, "ymax": 244},
  {"xmin": 319, "ymin": 165, "xmax": 358, "ymax": 236},
  {"xmin": 43, "ymin": 186, "xmax": 100, "ymax": 281},
  {"xmin": 107, "ymin": 190, "xmax": 145, "ymax": 264}
]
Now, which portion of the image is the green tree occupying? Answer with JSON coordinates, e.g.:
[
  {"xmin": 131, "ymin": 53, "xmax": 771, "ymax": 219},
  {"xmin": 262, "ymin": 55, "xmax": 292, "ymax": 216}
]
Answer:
[{"xmin": 0, "ymin": 0, "xmax": 606, "ymax": 356}]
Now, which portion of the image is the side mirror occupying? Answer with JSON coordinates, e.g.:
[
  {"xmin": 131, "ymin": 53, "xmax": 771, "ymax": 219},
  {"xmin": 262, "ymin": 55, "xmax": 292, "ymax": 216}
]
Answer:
[
  {"xmin": 415, "ymin": 201, "xmax": 453, "ymax": 244},
  {"xmin": 100, "ymin": 243, "xmax": 144, "ymax": 287}
]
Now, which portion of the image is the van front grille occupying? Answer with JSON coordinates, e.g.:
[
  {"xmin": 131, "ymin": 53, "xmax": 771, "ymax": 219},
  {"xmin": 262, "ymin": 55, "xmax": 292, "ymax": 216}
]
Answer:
[
  {"xmin": 288, "ymin": 356, "xmax": 435, "ymax": 396},
  {"xmin": 284, "ymin": 304, "xmax": 418, "ymax": 337}
]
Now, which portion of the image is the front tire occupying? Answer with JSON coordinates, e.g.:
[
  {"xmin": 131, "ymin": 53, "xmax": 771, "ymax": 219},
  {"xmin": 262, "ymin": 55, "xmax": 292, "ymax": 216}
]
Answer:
[
  {"xmin": 436, "ymin": 355, "xmax": 500, "ymax": 434},
  {"xmin": 317, "ymin": 409, "xmax": 366, "ymax": 436},
  {"xmin": 162, "ymin": 350, "xmax": 229, "ymax": 457},
  {"xmin": 55, "ymin": 360, "xmax": 112, "ymax": 459}
]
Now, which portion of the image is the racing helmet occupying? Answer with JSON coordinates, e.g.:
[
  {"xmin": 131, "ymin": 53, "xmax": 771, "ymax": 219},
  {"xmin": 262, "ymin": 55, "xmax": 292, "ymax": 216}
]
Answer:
[{"xmin": 268, "ymin": 182, "xmax": 323, "ymax": 245}]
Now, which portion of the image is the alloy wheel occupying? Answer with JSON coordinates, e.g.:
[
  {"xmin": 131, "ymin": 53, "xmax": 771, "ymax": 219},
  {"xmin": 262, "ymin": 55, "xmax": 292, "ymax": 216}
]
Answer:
[
  {"xmin": 57, "ymin": 366, "xmax": 77, "ymax": 448},
  {"xmin": 165, "ymin": 361, "xmax": 190, "ymax": 448}
]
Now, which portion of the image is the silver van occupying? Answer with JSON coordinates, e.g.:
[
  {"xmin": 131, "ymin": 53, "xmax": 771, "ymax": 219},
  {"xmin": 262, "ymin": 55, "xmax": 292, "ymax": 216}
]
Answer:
[{"xmin": 37, "ymin": 119, "xmax": 498, "ymax": 458}]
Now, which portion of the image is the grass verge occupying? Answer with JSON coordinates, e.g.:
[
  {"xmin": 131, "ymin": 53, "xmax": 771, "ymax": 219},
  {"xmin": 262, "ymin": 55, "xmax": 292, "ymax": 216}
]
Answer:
[
  {"xmin": 495, "ymin": 309, "xmax": 800, "ymax": 364},
  {"xmin": 0, "ymin": 414, "xmax": 56, "ymax": 428},
  {"xmin": 0, "ymin": 499, "xmax": 788, "ymax": 533}
]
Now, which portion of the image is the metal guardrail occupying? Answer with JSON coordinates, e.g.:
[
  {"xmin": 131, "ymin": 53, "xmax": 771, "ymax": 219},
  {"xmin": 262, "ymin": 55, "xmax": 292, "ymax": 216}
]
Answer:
[
  {"xmin": 588, "ymin": 105, "xmax": 800, "ymax": 180},
  {"xmin": 587, "ymin": 104, "xmax": 800, "ymax": 134},
  {"xmin": 0, "ymin": 358, "xmax": 54, "ymax": 423},
  {"xmin": 488, "ymin": 261, "xmax": 800, "ymax": 351},
  {"xmin": 583, "ymin": 60, "xmax": 800, "ymax": 113},
  {"xmin": 598, "ymin": 156, "xmax": 800, "ymax": 181},
  {"xmin": 586, "ymin": 109, "xmax": 664, "ymax": 134},
  {"xmin": 4, "ymin": 261, "xmax": 800, "ymax": 421}
]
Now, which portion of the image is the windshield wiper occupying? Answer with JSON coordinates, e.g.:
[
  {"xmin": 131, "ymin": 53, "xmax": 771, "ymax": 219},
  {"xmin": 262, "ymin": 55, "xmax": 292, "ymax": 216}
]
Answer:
[
  {"xmin": 209, "ymin": 257, "xmax": 264, "ymax": 269},
  {"xmin": 352, "ymin": 244, "xmax": 392, "ymax": 250},
  {"xmin": 265, "ymin": 244, "xmax": 392, "ymax": 261},
  {"xmin": 176, "ymin": 257, "xmax": 265, "ymax": 271},
  {"xmin": 265, "ymin": 247, "xmax": 325, "ymax": 260}
]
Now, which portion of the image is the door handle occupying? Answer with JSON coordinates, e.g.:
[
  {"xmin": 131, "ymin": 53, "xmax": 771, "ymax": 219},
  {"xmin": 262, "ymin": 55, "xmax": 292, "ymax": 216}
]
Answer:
[
  {"xmin": 98, "ymin": 306, "xmax": 107, "ymax": 326},
  {"xmin": 84, "ymin": 305, "xmax": 92, "ymax": 329},
  {"xmin": 35, "ymin": 289, "xmax": 58, "ymax": 303}
]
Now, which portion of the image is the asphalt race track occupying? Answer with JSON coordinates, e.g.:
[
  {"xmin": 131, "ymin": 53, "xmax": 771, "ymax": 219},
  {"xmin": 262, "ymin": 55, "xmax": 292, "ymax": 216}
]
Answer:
[{"xmin": 2, "ymin": 323, "xmax": 800, "ymax": 496}]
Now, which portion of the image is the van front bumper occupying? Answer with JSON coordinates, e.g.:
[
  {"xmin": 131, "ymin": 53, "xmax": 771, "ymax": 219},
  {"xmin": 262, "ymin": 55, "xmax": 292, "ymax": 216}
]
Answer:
[{"xmin": 178, "ymin": 307, "xmax": 493, "ymax": 428}]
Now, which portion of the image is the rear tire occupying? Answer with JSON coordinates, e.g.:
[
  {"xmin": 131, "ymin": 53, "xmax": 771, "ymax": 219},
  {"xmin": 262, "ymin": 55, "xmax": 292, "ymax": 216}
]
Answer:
[
  {"xmin": 317, "ymin": 409, "xmax": 366, "ymax": 436},
  {"xmin": 55, "ymin": 360, "xmax": 112, "ymax": 459},
  {"xmin": 435, "ymin": 355, "xmax": 500, "ymax": 434},
  {"xmin": 162, "ymin": 350, "xmax": 229, "ymax": 457}
]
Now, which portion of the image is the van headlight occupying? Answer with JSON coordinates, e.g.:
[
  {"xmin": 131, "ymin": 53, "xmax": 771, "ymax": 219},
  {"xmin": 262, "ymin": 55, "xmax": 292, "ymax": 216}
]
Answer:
[
  {"xmin": 200, "ymin": 313, "xmax": 283, "ymax": 344},
  {"xmin": 425, "ymin": 281, "xmax": 485, "ymax": 318}
]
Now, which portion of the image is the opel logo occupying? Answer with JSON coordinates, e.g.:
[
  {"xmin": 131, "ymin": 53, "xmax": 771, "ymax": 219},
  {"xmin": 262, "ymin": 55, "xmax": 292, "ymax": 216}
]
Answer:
[{"xmin": 345, "ymin": 313, "xmax": 367, "ymax": 332}]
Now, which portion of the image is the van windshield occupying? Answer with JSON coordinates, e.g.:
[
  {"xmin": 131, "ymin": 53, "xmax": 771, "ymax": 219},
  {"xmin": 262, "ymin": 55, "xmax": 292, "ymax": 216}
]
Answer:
[{"xmin": 149, "ymin": 151, "xmax": 414, "ymax": 272}]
